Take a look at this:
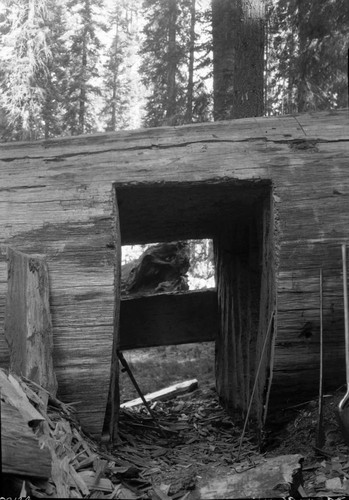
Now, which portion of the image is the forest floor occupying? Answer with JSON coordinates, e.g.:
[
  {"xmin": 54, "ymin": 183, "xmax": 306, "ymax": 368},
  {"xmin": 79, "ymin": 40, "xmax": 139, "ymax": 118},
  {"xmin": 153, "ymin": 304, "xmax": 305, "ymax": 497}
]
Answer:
[
  {"xmin": 114, "ymin": 344, "xmax": 349, "ymax": 498},
  {"xmin": 10, "ymin": 344, "xmax": 349, "ymax": 498},
  {"xmin": 114, "ymin": 383, "xmax": 349, "ymax": 498}
]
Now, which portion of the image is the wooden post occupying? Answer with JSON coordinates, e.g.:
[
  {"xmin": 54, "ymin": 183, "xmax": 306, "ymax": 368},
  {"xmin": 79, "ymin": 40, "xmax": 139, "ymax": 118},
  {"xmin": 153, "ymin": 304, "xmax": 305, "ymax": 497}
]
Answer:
[{"xmin": 4, "ymin": 247, "xmax": 57, "ymax": 402}]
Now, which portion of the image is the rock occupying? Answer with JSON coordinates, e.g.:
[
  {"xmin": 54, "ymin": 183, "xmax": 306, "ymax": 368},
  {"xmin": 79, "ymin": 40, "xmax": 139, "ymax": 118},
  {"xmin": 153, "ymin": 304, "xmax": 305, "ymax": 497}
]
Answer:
[{"xmin": 198, "ymin": 454, "xmax": 303, "ymax": 499}]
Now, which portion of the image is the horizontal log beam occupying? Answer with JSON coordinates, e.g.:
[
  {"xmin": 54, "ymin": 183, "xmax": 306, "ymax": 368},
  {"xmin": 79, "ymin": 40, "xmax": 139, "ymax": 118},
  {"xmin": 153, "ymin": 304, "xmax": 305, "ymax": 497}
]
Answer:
[{"xmin": 119, "ymin": 289, "xmax": 218, "ymax": 350}]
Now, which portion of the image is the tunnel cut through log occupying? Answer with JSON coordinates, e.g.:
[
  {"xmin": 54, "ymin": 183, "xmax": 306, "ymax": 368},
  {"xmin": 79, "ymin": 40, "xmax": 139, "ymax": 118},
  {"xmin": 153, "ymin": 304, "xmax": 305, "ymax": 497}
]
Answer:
[
  {"xmin": 214, "ymin": 193, "xmax": 276, "ymax": 426},
  {"xmin": 107, "ymin": 178, "xmax": 276, "ymax": 436}
]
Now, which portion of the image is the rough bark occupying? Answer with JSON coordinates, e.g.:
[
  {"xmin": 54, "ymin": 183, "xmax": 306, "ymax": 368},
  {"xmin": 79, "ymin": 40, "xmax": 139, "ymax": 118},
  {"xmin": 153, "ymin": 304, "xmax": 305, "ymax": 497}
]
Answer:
[
  {"xmin": 165, "ymin": 0, "xmax": 178, "ymax": 124},
  {"xmin": 296, "ymin": 0, "xmax": 308, "ymax": 112},
  {"xmin": 212, "ymin": 0, "xmax": 265, "ymax": 120},
  {"xmin": 185, "ymin": 0, "xmax": 196, "ymax": 123}
]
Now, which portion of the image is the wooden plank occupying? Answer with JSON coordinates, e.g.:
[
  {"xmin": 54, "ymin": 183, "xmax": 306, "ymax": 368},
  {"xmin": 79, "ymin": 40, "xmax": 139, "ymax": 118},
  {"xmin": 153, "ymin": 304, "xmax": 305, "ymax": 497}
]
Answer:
[
  {"xmin": 4, "ymin": 248, "xmax": 57, "ymax": 396},
  {"xmin": 119, "ymin": 290, "xmax": 218, "ymax": 350},
  {"xmin": 120, "ymin": 379, "xmax": 198, "ymax": 408}
]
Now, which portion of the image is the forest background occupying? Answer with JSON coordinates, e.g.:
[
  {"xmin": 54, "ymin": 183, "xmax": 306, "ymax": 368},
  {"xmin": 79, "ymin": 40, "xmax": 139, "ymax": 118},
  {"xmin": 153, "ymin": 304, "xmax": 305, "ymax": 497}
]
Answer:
[{"xmin": 0, "ymin": 0, "xmax": 348, "ymax": 398}]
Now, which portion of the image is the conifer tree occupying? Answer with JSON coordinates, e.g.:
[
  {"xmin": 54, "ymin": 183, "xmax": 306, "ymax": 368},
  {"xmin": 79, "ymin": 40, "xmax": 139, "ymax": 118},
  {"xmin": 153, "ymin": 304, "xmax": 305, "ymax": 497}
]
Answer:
[
  {"xmin": 63, "ymin": 0, "xmax": 104, "ymax": 135},
  {"xmin": 140, "ymin": 0, "xmax": 212, "ymax": 127},
  {"xmin": 0, "ymin": 0, "xmax": 54, "ymax": 140},
  {"xmin": 212, "ymin": 0, "xmax": 265, "ymax": 120},
  {"xmin": 101, "ymin": 0, "xmax": 142, "ymax": 131},
  {"xmin": 266, "ymin": 0, "xmax": 349, "ymax": 115},
  {"xmin": 140, "ymin": 0, "xmax": 190, "ymax": 126}
]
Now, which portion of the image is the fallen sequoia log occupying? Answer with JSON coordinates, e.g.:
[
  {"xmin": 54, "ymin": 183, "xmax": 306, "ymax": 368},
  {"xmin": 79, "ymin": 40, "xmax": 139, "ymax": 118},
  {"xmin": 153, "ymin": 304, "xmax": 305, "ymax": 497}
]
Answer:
[{"xmin": 121, "ymin": 241, "xmax": 190, "ymax": 295}]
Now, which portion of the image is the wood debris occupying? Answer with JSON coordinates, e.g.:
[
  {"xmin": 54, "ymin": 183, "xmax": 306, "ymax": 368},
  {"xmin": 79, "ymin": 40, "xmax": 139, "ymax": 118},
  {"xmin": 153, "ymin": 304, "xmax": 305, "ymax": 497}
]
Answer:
[
  {"xmin": 1, "ymin": 369, "xmax": 51, "ymax": 478},
  {"xmin": 198, "ymin": 454, "xmax": 304, "ymax": 499},
  {"xmin": 1, "ymin": 369, "xmax": 149, "ymax": 498},
  {"xmin": 116, "ymin": 384, "xmax": 261, "ymax": 498},
  {"xmin": 7, "ymin": 370, "xmax": 349, "ymax": 499}
]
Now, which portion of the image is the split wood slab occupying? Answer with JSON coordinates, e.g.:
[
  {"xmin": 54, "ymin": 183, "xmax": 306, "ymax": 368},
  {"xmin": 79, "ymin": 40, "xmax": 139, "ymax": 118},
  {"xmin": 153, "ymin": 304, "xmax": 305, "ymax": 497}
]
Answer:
[
  {"xmin": 198, "ymin": 454, "xmax": 304, "ymax": 499},
  {"xmin": 4, "ymin": 248, "xmax": 57, "ymax": 398}
]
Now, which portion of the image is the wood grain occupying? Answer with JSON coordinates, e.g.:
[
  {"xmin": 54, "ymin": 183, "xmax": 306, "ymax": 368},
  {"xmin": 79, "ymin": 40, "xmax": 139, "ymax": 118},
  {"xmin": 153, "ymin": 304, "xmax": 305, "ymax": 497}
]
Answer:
[
  {"xmin": 5, "ymin": 248, "xmax": 57, "ymax": 396},
  {"xmin": 0, "ymin": 109, "xmax": 348, "ymax": 434}
]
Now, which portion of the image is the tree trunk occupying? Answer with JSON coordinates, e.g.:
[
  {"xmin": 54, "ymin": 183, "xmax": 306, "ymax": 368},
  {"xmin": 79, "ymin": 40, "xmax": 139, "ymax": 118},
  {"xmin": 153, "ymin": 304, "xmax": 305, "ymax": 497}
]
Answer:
[
  {"xmin": 79, "ymin": 35, "xmax": 87, "ymax": 135},
  {"xmin": 212, "ymin": 0, "xmax": 265, "ymax": 120},
  {"xmin": 296, "ymin": 0, "xmax": 308, "ymax": 112},
  {"xmin": 185, "ymin": 0, "xmax": 196, "ymax": 123},
  {"xmin": 165, "ymin": 0, "xmax": 178, "ymax": 124},
  {"xmin": 110, "ymin": 24, "xmax": 119, "ymax": 131}
]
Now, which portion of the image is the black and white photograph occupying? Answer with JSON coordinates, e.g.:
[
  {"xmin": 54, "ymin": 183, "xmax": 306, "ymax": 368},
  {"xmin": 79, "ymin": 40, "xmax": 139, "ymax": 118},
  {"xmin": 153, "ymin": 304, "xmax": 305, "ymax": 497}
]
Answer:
[{"xmin": 0, "ymin": 0, "xmax": 348, "ymax": 497}]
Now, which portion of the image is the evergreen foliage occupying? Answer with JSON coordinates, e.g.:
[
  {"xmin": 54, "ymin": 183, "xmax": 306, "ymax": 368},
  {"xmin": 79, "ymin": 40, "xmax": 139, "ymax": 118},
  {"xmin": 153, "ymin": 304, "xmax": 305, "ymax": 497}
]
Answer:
[
  {"xmin": 101, "ymin": 0, "xmax": 143, "ymax": 131},
  {"xmin": 62, "ymin": 0, "xmax": 104, "ymax": 135},
  {"xmin": 0, "ymin": 0, "xmax": 55, "ymax": 140},
  {"xmin": 0, "ymin": 0, "xmax": 346, "ymax": 140},
  {"xmin": 140, "ymin": 0, "xmax": 212, "ymax": 127},
  {"xmin": 266, "ymin": 0, "xmax": 349, "ymax": 115}
]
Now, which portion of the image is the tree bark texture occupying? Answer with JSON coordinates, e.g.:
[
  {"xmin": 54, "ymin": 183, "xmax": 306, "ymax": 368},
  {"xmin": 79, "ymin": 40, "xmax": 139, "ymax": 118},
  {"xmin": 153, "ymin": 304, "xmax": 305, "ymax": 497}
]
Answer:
[
  {"xmin": 212, "ymin": 0, "xmax": 265, "ymax": 120},
  {"xmin": 165, "ymin": 0, "xmax": 178, "ymax": 124},
  {"xmin": 185, "ymin": 0, "xmax": 196, "ymax": 123}
]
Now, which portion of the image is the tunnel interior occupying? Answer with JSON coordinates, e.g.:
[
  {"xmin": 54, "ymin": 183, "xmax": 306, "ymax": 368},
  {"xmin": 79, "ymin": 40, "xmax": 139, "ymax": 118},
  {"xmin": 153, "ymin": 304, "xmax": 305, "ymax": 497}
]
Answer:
[{"xmin": 114, "ymin": 178, "xmax": 275, "ymax": 427}]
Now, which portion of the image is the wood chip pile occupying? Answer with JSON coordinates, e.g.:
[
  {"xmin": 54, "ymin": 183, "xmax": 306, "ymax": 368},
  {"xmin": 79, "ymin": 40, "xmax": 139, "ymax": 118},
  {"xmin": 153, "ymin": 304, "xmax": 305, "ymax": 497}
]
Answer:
[
  {"xmin": 2, "ymin": 370, "xmax": 261, "ymax": 499},
  {"xmin": 1, "ymin": 369, "xmax": 149, "ymax": 498},
  {"xmin": 115, "ymin": 385, "xmax": 261, "ymax": 498}
]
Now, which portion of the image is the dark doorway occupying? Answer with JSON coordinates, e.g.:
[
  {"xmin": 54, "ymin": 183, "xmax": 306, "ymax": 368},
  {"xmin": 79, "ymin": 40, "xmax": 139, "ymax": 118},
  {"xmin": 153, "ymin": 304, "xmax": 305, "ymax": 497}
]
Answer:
[{"xmin": 112, "ymin": 178, "xmax": 275, "ymax": 434}]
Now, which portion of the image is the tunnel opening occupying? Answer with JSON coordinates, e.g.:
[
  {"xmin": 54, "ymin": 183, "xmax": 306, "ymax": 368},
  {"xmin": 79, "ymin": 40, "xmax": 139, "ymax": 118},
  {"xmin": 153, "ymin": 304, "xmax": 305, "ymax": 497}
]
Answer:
[
  {"xmin": 111, "ymin": 178, "xmax": 276, "ymax": 436},
  {"xmin": 119, "ymin": 239, "xmax": 216, "ymax": 404}
]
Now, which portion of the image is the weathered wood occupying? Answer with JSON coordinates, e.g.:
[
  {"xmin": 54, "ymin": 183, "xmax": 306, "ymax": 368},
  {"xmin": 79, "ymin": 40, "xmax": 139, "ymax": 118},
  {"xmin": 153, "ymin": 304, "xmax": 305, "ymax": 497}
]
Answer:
[
  {"xmin": 0, "ymin": 110, "xmax": 348, "ymax": 434},
  {"xmin": 0, "ymin": 369, "xmax": 45, "ymax": 425},
  {"xmin": 120, "ymin": 379, "xmax": 198, "ymax": 408},
  {"xmin": 198, "ymin": 454, "xmax": 304, "ymax": 499},
  {"xmin": 1, "ymin": 369, "xmax": 51, "ymax": 477},
  {"xmin": 2, "ymin": 402, "xmax": 51, "ymax": 477},
  {"xmin": 4, "ymin": 248, "xmax": 57, "ymax": 398},
  {"xmin": 120, "ymin": 290, "xmax": 218, "ymax": 350},
  {"xmin": 104, "ymin": 189, "xmax": 122, "ymax": 442},
  {"xmin": 214, "ymin": 196, "xmax": 275, "ymax": 428}
]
